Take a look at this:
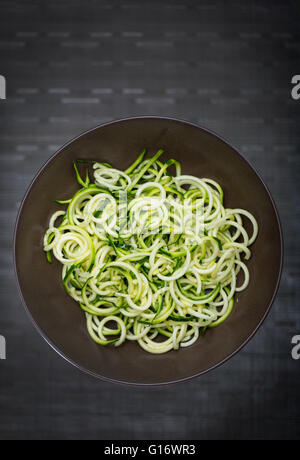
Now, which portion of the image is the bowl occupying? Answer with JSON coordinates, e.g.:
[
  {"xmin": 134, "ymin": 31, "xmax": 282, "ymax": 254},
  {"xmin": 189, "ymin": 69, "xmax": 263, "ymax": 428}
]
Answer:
[{"xmin": 14, "ymin": 117, "xmax": 283, "ymax": 385}]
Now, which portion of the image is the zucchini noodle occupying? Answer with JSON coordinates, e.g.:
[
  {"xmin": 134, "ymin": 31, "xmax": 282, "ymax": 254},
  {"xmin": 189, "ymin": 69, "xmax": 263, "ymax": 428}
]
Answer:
[{"xmin": 43, "ymin": 150, "xmax": 258, "ymax": 354}]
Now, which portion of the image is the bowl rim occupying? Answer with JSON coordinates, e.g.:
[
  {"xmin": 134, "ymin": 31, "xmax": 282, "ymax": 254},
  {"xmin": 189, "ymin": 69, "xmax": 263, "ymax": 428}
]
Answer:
[{"xmin": 13, "ymin": 116, "xmax": 284, "ymax": 386}]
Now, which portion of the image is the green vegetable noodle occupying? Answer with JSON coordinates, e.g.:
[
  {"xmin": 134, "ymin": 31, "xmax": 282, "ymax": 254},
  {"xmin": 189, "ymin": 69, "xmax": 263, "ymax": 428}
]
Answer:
[{"xmin": 43, "ymin": 150, "xmax": 258, "ymax": 354}]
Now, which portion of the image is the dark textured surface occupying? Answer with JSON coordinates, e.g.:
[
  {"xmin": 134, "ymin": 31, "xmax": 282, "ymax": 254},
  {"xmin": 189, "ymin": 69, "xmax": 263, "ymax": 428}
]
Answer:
[{"xmin": 0, "ymin": 0, "xmax": 299, "ymax": 440}]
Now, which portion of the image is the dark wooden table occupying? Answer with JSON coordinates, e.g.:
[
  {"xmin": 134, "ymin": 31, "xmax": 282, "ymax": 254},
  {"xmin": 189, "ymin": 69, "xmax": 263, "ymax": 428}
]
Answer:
[{"xmin": 0, "ymin": 0, "xmax": 299, "ymax": 440}]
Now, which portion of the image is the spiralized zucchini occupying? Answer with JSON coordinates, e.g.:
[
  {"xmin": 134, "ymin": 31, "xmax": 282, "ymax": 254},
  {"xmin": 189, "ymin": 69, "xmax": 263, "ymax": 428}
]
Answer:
[{"xmin": 43, "ymin": 149, "xmax": 258, "ymax": 354}]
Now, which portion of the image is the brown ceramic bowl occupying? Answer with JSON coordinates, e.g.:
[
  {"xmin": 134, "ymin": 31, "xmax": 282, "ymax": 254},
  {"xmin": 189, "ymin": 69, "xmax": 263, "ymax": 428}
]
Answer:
[{"xmin": 14, "ymin": 117, "xmax": 283, "ymax": 385}]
